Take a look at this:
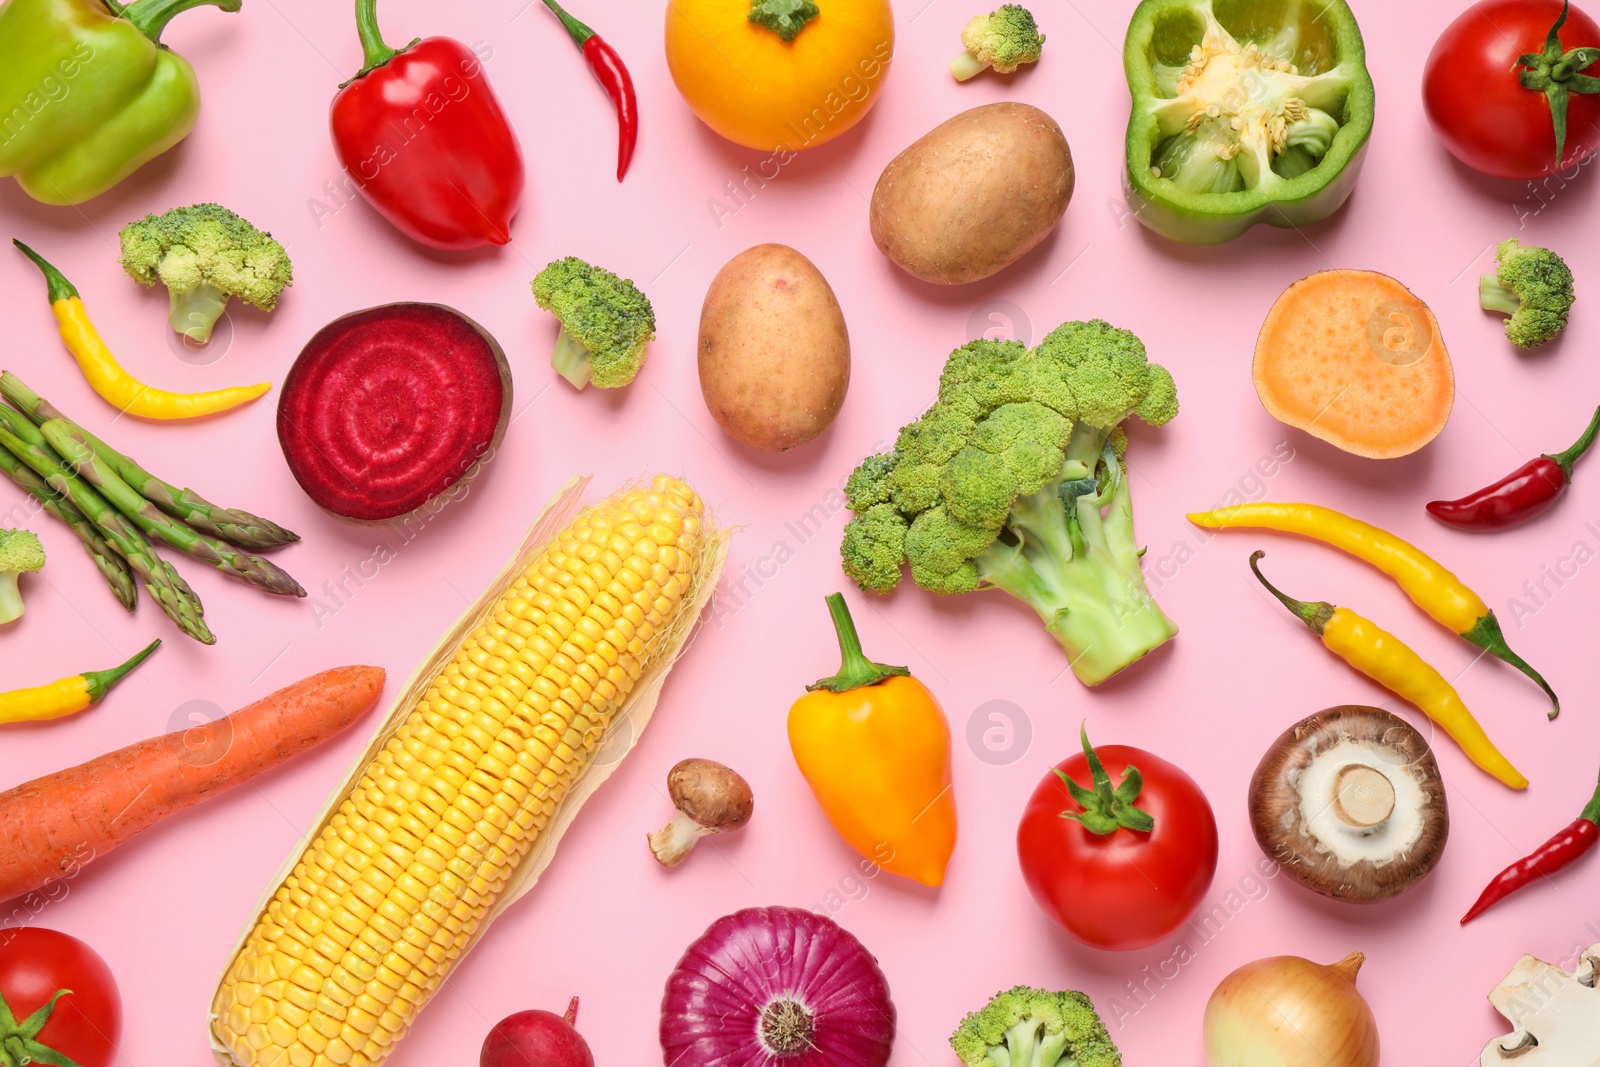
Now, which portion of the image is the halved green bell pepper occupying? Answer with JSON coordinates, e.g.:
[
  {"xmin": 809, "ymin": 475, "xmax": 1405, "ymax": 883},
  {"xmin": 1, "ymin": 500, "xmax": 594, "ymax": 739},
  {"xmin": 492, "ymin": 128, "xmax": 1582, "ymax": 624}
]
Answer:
[
  {"xmin": 1122, "ymin": 0, "xmax": 1376, "ymax": 244},
  {"xmin": 0, "ymin": 0, "xmax": 239, "ymax": 206}
]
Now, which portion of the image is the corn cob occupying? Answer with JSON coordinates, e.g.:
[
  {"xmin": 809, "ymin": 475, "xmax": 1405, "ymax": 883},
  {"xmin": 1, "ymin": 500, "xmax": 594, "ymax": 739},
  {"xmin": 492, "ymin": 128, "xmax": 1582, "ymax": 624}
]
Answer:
[{"xmin": 212, "ymin": 477, "xmax": 712, "ymax": 1067}]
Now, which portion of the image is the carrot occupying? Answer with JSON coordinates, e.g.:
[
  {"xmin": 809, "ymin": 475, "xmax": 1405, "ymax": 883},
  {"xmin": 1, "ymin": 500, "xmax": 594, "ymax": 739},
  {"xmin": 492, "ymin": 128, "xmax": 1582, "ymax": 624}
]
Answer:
[
  {"xmin": 0, "ymin": 665, "xmax": 385, "ymax": 904},
  {"xmin": 1253, "ymin": 269, "xmax": 1455, "ymax": 459}
]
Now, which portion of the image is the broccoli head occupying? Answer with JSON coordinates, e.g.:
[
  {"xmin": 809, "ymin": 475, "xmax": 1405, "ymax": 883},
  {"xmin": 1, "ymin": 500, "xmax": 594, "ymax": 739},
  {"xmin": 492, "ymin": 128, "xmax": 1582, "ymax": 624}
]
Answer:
[
  {"xmin": 838, "ymin": 321, "xmax": 1179, "ymax": 686},
  {"xmin": 532, "ymin": 257, "xmax": 656, "ymax": 390},
  {"xmin": 1480, "ymin": 238, "xmax": 1575, "ymax": 350},
  {"xmin": 119, "ymin": 203, "xmax": 293, "ymax": 345},
  {"xmin": 951, "ymin": 5, "xmax": 1044, "ymax": 81},
  {"xmin": 0, "ymin": 528, "xmax": 45, "ymax": 624},
  {"xmin": 951, "ymin": 986, "xmax": 1122, "ymax": 1067}
]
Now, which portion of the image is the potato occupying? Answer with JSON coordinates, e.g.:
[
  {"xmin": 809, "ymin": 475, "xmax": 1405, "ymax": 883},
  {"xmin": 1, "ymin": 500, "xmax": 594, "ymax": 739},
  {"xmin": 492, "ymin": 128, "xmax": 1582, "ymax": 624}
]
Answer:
[
  {"xmin": 698, "ymin": 244, "xmax": 850, "ymax": 453},
  {"xmin": 870, "ymin": 102, "xmax": 1074, "ymax": 285}
]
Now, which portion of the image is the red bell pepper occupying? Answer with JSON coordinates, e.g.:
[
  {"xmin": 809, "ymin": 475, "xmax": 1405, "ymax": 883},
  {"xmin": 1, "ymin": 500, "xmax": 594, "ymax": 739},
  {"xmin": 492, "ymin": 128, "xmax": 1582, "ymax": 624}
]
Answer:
[{"xmin": 330, "ymin": 0, "xmax": 525, "ymax": 250}]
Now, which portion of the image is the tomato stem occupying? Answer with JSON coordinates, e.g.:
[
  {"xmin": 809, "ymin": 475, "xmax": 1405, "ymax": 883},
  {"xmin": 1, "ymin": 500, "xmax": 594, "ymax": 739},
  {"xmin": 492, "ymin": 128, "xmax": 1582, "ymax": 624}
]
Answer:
[
  {"xmin": 1516, "ymin": 0, "xmax": 1600, "ymax": 165},
  {"xmin": 0, "ymin": 989, "xmax": 86, "ymax": 1067},
  {"xmin": 1056, "ymin": 724, "xmax": 1154, "ymax": 836}
]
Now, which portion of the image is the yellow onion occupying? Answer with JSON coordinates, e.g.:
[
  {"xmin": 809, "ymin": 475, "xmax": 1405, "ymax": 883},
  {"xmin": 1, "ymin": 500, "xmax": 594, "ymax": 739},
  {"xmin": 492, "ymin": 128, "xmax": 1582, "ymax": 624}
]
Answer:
[{"xmin": 1203, "ymin": 952, "xmax": 1379, "ymax": 1067}]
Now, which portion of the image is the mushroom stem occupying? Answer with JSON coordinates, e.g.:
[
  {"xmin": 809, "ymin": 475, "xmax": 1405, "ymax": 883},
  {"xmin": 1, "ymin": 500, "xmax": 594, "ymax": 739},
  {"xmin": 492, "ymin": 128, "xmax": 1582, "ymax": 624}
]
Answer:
[
  {"xmin": 649, "ymin": 810, "xmax": 708, "ymax": 867},
  {"xmin": 1332, "ymin": 764, "xmax": 1396, "ymax": 829}
]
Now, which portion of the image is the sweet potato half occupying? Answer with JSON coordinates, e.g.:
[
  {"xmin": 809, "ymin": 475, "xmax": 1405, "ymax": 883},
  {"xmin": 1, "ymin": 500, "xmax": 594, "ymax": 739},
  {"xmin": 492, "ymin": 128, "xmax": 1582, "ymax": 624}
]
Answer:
[{"xmin": 1253, "ymin": 270, "xmax": 1454, "ymax": 459}]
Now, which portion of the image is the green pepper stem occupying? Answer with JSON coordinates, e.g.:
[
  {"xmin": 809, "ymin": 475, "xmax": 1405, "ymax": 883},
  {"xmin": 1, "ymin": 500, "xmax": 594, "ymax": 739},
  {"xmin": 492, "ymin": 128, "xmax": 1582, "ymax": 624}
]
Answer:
[
  {"xmin": 806, "ymin": 593, "xmax": 909, "ymax": 693},
  {"xmin": 541, "ymin": 0, "xmax": 596, "ymax": 47},
  {"xmin": 1248, "ymin": 550, "xmax": 1336, "ymax": 634},
  {"xmin": 1578, "ymin": 763, "xmax": 1600, "ymax": 825},
  {"xmin": 82, "ymin": 640, "xmax": 161, "ymax": 704},
  {"xmin": 12, "ymin": 240, "xmax": 78, "ymax": 304},
  {"xmin": 120, "ymin": 0, "xmax": 241, "ymax": 44},
  {"xmin": 1548, "ymin": 405, "xmax": 1600, "ymax": 477},
  {"xmin": 1056, "ymin": 724, "xmax": 1154, "ymax": 836},
  {"xmin": 345, "ymin": 0, "xmax": 420, "ymax": 84},
  {"xmin": 1462, "ymin": 611, "xmax": 1560, "ymax": 718}
]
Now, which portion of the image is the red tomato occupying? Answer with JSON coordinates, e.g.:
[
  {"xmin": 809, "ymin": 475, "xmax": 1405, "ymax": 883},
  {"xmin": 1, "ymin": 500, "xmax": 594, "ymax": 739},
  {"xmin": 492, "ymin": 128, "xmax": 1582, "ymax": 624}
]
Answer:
[
  {"xmin": 1017, "ymin": 741, "xmax": 1218, "ymax": 951},
  {"xmin": 0, "ymin": 928, "xmax": 121, "ymax": 1067},
  {"xmin": 1423, "ymin": 0, "xmax": 1600, "ymax": 179}
]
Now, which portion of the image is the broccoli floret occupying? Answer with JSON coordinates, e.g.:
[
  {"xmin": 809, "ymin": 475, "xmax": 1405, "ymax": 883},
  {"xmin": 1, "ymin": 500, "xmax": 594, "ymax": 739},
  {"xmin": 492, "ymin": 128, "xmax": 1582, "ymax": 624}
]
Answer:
[
  {"xmin": 119, "ymin": 203, "xmax": 293, "ymax": 344},
  {"xmin": 532, "ymin": 257, "xmax": 656, "ymax": 390},
  {"xmin": 0, "ymin": 528, "xmax": 45, "ymax": 625},
  {"xmin": 839, "ymin": 321, "xmax": 1179, "ymax": 686},
  {"xmin": 951, "ymin": 5, "xmax": 1044, "ymax": 81},
  {"xmin": 1480, "ymin": 238, "xmax": 1575, "ymax": 350},
  {"xmin": 951, "ymin": 986, "xmax": 1122, "ymax": 1067}
]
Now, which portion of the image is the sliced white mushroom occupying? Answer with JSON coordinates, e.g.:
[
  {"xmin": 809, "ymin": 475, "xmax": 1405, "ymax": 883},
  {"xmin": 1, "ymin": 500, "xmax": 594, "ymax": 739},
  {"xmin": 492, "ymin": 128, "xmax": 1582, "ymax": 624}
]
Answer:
[
  {"xmin": 1249, "ymin": 706, "xmax": 1448, "ymax": 903},
  {"xmin": 1481, "ymin": 945, "xmax": 1600, "ymax": 1065}
]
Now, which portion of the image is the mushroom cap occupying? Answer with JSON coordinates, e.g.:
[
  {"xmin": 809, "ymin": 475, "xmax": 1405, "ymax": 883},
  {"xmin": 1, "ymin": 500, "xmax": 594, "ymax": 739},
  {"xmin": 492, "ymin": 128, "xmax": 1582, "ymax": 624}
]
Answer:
[
  {"xmin": 667, "ymin": 758, "xmax": 754, "ymax": 831},
  {"xmin": 1249, "ymin": 706, "xmax": 1448, "ymax": 904}
]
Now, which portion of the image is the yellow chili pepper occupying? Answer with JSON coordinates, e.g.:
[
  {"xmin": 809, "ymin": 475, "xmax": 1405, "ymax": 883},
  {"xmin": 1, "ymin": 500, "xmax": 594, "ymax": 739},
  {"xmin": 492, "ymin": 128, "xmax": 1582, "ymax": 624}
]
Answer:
[
  {"xmin": 13, "ymin": 240, "xmax": 269, "ymax": 420},
  {"xmin": 788, "ymin": 593, "xmax": 958, "ymax": 886},
  {"xmin": 0, "ymin": 639, "xmax": 160, "ymax": 725},
  {"xmin": 1190, "ymin": 501, "xmax": 1558, "ymax": 717},
  {"xmin": 1250, "ymin": 552, "xmax": 1525, "ymax": 789}
]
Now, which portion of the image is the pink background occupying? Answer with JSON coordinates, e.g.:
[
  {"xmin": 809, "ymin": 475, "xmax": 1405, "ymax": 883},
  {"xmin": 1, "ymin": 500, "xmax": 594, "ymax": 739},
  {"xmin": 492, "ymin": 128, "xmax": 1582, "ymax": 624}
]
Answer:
[{"xmin": 3, "ymin": 0, "xmax": 1599, "ymax": 1063}]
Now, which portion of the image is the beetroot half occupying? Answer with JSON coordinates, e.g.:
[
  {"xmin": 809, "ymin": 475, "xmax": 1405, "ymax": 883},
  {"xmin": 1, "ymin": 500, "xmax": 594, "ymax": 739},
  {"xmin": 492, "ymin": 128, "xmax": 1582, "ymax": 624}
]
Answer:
[{"xmin": 277, "ymin": 303, "xmax": 511, "ymax": 523}]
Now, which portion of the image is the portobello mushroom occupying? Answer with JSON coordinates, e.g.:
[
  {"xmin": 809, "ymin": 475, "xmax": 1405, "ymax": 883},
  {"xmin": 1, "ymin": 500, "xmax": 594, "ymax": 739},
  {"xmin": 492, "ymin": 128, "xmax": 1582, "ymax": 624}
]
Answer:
[{"xmin": 1249, "ymin": 705, "xmax": 1448, "ymax": 903}]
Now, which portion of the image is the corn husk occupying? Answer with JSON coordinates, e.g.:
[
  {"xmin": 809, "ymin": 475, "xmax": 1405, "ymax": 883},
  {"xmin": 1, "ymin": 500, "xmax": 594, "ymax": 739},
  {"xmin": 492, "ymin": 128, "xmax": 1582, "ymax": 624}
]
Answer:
[{"xmin": 207, "ymin": 475, "xmax": 728, "ymax": 1065}]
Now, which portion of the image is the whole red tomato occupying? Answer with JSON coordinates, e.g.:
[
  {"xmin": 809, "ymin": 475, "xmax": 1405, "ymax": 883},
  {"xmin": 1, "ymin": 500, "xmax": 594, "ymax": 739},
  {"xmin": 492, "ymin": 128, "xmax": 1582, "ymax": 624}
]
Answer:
[
  {"xmin": 1424, "ymin": 0, "xmax": 1600, "ymax": 179},
  {"xmin": 1017, "ymin": 730, "xmax": 1218, "ymax": 951},
  {"xmin": 0, "ymin": 929, "xmax": 121, "ymax": 1067}
]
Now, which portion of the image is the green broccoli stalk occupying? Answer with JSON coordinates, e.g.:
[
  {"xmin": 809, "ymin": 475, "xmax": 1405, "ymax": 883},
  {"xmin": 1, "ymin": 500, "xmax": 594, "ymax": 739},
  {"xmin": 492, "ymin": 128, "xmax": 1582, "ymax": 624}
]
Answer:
[
  {"xmin": 951, "ymin": 5, "xmax": 1044, "ymax": 81},
  {"xmin": 1480, "ymin": 238, "xmax": 1576, "ymax": 350},
  {"xmin": 119, "ymin": 203, "xmax": 294, "ymax": 344},
  {"xmin": 840, "ymin": 321, "xmax": 1179, "ymax": 686},
  {"xmin": 0, "ymin": 528, "xmax": 45, "ymax": 624},
  {"xmin": 532, "ymin": 257, "xmax": 656, "ymax": 390},
  {"xmin": 747, "ymin": 0, "xmax": 819, "ymax": 41},
  {"xmin": 951, "ymin": 986, "xmax": 1122, "ymax": 1067}
]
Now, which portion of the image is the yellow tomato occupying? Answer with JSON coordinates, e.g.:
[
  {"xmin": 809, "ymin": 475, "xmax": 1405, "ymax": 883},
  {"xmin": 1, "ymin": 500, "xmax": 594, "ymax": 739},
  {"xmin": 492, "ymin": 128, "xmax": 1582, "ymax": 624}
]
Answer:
[{"xmin": 665, "ymin": 0, "xmax": 895, "ymax": 152}]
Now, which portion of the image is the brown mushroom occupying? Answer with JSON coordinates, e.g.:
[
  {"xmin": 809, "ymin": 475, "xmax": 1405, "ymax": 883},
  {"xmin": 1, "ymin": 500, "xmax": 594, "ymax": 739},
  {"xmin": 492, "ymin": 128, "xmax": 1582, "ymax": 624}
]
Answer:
[
  {"xmin": 1249, "ymin": 706, "xmax": 1448, "ymax": 903},
  {"xmin": 648, "ymin": 758, "xmax": 754, "ymax": 867}
]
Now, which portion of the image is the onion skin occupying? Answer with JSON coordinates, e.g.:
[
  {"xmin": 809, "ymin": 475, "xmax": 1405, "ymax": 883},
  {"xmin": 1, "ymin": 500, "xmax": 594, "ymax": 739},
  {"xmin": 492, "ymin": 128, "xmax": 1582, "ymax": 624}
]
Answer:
[
  {"xmin": 1203, "ymin": 952, "xmax": 1379, "ymax": 1067},
  {"xmin": 659, "ymin": 906, "xmax": 895, "ymax": 1067}
]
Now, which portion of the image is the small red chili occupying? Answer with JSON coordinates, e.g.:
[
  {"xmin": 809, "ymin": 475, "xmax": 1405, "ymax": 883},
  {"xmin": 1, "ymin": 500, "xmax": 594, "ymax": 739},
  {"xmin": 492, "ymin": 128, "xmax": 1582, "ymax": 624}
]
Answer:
[
  {"xmin": 1462, "ymin": 763, "xmax": 1600, "ymax": 923},
  {"xmin": 1427, "ymin": 404, "xmax": 1600, "ymax": 530},
  {"xmin": 542, "ymin": 0, "xmax": 639, "ymax": 181}
]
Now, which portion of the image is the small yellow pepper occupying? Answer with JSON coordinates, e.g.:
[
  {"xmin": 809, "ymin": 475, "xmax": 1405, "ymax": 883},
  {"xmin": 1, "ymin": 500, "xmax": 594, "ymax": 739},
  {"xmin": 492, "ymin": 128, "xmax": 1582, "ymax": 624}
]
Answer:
[
  {"xmin": 13, "ymin": 240, "xmax": 269, "ymax": 420},
  {"xmin": 1190, "ymin": 501, "xmax": 1558, "ymax": 716},
  {"xmin": 0, "ymin": 639, "xmax": 160, "ymax": 724},
  {"xmin": 788, "ymin": 593, "xmax": 958, "ymax": 886},
  {"xmin": 1250, "ymin": 552, "xmax": 1526, "ymax": 789}
]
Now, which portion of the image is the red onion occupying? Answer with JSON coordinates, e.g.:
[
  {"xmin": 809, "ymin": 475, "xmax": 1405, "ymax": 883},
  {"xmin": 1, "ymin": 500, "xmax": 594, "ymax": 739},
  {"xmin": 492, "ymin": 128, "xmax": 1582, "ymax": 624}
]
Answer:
[{"xmin": 660, "ymin": 906, "xmax": 895, "ymax": 1067}]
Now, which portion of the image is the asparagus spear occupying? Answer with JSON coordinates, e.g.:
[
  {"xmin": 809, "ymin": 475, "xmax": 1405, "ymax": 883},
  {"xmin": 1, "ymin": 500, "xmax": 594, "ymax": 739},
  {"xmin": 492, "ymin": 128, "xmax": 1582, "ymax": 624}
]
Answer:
[
  {"xmin": 40, "ymin": 421, "xmax": 306, "ymax": 599},
  {"xmin": 0, "ymin": 446, "xmax": 138, "ymax": 611},
  {"xmin": 0, "ymin": 373, "xmax": 299, "ymax": 550},
  {"xmin": 0, "ymin": 414, "xmax": 212, "ymax": 643}
]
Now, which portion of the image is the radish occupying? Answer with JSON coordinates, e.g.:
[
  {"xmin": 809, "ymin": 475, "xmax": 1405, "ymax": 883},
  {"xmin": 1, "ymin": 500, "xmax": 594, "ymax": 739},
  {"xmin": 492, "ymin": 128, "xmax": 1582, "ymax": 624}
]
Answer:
[
  {"xmin": 277, "ymin": 303, "xmax": 511, "ymax": 523},
  {"xmin": 481, "ymin": 996, "xmax": 595, "ymax": 1067}
]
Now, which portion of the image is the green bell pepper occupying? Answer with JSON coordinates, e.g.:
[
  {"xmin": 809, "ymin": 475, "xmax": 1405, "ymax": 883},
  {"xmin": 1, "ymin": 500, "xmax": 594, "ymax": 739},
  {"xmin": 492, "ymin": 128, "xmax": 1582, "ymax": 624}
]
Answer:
[
  {"xmin": 0, "ymin": 0, "xmax": 239, "ymax": 206},
  {"xmin": 1122, "ymin": 0, "xmax": 1375, "ymax": 244}
]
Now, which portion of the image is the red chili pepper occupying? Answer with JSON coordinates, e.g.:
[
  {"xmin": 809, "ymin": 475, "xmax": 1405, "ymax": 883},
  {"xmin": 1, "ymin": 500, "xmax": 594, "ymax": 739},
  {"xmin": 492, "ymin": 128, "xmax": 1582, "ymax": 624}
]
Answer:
[
  {"xmin": 1462, "ymin": 765, "xmax": 1600, "ymax": 923},
  {"xmin": 542, "ymin": 0, "xmax": 639, "ymax": 181},
  {"xmin": 1427, "ymin": 405, "xmax": 1600, "ymax": 531},
  {"xmin": 330, "ymin": 0, "xmax": 526, "ymax": 250}
]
